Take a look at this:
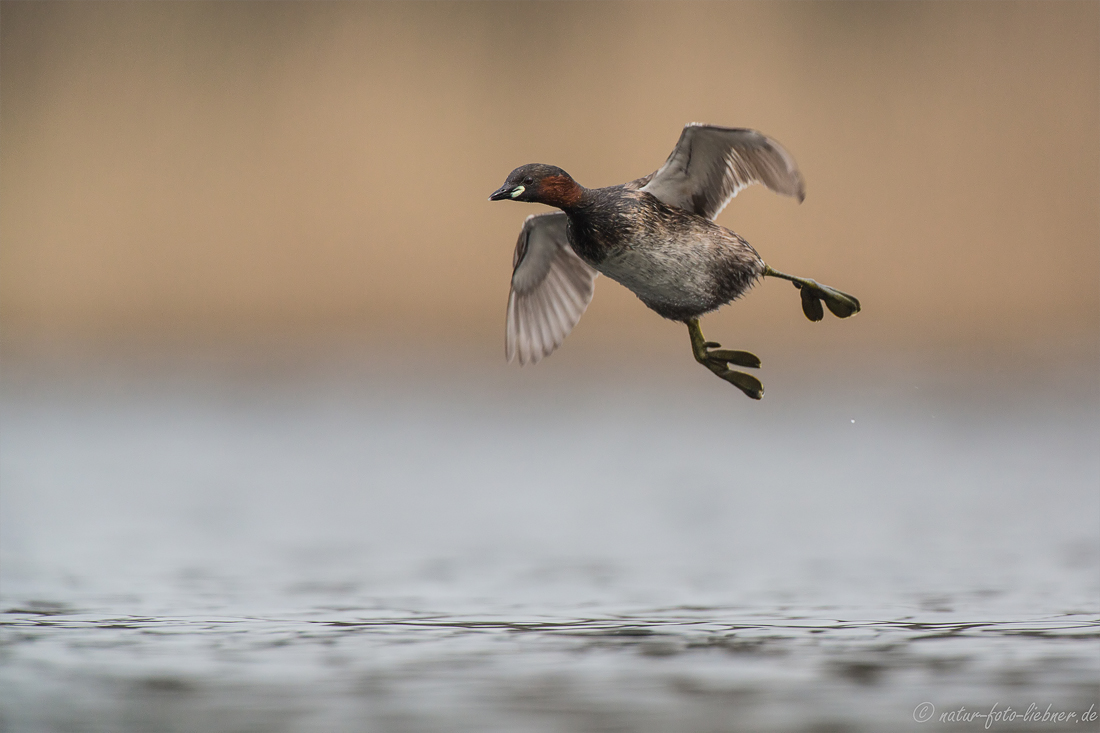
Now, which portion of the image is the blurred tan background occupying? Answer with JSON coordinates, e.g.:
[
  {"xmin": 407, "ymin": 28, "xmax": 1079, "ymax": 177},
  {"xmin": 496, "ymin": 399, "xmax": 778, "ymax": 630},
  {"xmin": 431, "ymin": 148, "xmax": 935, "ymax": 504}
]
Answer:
[{"xmin": 2, "ymin": 1, "xmax": 1098, "ymax": 371}]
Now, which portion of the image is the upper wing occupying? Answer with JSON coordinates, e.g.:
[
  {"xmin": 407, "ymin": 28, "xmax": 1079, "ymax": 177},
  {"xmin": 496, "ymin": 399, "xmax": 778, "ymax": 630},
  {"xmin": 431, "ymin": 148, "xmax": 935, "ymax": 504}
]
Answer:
[
  {"xmin": 629, "ymin": 123, "xmax": 805, "ymax": 220},
  {"xmin": 506, "ymin": 212, "xmax": 598, "ymax": 365}
]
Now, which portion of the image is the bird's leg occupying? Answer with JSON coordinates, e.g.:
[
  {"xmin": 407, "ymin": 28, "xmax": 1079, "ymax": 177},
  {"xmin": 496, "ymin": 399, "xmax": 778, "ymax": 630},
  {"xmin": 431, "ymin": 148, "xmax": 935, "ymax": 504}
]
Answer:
[
  {"xmin": 763, "ymin": 265, "xmax": 861, "ymax": 322},
  {"xmin": 687, "ymin": 319, "xmax": 764, "ymax": 400}
]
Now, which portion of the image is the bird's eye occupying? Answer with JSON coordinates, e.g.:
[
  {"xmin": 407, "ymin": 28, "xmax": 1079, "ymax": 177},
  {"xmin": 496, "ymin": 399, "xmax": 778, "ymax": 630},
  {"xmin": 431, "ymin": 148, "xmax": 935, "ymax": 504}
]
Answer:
[{"xmin": 523, "ymin": 177, "xmax": 534, "ymax": 185}]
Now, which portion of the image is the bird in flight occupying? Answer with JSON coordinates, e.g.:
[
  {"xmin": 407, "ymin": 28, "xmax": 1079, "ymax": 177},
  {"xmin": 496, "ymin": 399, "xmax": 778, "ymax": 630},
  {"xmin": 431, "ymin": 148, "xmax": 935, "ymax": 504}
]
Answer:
[{"xmin": 489, "ymin": 123, "xmax": 860, "ymax": 399}]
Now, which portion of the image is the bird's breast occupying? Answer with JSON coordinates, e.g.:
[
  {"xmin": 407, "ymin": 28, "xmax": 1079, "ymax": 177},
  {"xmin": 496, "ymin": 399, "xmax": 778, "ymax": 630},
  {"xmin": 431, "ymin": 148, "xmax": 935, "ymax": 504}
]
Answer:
[{"xmin": 594, "ymin": 233, "xmax": 722, "ymax": 306}]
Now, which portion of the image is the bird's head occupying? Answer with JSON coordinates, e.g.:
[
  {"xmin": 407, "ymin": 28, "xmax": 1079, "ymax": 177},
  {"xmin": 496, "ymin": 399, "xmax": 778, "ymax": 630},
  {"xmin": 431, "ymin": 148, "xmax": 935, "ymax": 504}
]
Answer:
[{"xmin": 489, "ymin": 164, "xmax": 583, "ymax": 208}]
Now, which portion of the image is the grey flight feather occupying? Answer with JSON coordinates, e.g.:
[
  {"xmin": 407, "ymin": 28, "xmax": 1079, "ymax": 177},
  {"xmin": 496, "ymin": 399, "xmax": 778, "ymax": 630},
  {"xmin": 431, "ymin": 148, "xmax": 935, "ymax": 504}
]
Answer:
[
  {"xmin": 631, "ymin": 123, "xmax": 805, "ymax": 220},
  {"xmin": 506, "ymin": 212, "xmax": 598, "ymax": 365}
]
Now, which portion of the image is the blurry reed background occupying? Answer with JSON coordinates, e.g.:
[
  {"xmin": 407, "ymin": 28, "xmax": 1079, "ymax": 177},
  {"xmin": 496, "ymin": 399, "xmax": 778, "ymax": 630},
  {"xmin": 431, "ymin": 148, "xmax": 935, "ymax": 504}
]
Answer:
[{"xmin": 2, "ymin": 1, "xmax": 1097, "ymax": 375}]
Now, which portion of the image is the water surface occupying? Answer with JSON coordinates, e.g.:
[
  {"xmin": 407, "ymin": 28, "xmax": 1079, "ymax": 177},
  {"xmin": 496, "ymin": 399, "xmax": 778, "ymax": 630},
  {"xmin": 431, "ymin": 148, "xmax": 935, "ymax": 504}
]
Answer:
[{"xmin": 2, "ymin": 367, "xmax": 1097, "ymax": 731}]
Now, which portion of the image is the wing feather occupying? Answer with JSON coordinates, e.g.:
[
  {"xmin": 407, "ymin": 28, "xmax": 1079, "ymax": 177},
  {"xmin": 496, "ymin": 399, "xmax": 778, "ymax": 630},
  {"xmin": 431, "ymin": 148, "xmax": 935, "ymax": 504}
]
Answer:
[
  {"xmin": 632, "ymin": 123, "xmax": 805, "ymax": 220},
  {"xmin": 505, "ymin": 212, "xmax": 598, "ymax": 365}
]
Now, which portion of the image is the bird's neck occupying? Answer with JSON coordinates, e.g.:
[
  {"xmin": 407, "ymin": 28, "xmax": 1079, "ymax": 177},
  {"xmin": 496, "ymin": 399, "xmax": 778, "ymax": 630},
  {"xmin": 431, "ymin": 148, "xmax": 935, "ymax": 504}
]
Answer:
[{"xmin": 540, "ymin": 175, "xmax": 587, "ymax": 210}]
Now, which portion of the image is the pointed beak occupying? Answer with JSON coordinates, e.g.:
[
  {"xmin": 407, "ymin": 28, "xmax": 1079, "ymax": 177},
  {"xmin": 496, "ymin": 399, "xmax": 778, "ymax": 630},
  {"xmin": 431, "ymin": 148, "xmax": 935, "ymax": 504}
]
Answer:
[{"xmin": 488, "ymin": 184, "xmax": 514, "ymax": 201}]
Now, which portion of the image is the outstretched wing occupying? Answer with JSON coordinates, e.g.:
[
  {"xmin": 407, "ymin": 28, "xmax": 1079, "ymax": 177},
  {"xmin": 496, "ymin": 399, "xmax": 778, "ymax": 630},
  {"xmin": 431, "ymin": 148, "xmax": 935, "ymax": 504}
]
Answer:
[
  {"xmin": 506, "ymin": 212, "xmax": 598, "ymax": 365},
  {"xmin": 628, "ymin": 123, "xmax": 805, "ymax": 220}
]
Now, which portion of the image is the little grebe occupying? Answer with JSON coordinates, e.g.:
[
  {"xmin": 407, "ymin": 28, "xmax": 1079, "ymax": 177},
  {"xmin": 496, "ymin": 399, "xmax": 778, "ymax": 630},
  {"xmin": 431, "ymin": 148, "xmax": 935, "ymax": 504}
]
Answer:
[{"xmin": 489, "ymin": 123, "xmax": 860, "ymax": 399}]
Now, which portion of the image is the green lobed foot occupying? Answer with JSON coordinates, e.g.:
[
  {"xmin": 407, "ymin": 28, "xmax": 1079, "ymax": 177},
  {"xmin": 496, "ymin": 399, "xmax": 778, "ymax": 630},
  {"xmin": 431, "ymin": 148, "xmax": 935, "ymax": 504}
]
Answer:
[
  {"xmin": 764, "ymin": 266, "xmax": 861, "ymax": 322},
  {"xmin": 687, "ymin": 320, "xmax": 764, "ymax": 400}
]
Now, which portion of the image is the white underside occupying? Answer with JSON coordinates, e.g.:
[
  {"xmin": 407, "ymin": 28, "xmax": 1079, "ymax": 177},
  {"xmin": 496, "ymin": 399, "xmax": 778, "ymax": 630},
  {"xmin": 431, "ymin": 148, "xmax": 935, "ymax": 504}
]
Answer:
[{"xmin": 594, "ymin": 238, "xmax": 719, "ymax": 308}]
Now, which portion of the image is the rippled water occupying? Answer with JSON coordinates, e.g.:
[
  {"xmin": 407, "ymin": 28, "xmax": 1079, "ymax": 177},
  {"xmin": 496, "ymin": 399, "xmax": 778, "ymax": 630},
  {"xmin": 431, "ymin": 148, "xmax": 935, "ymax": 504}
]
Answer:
[{"xmin": 2, "ymin": 365, "xmax": 1097, "ymax": 731}]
